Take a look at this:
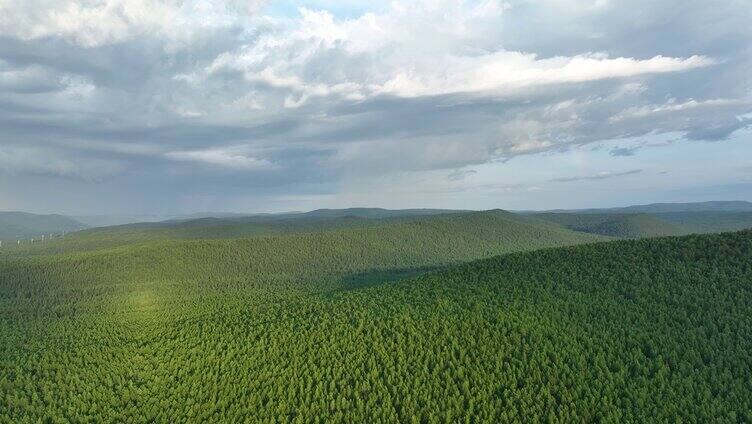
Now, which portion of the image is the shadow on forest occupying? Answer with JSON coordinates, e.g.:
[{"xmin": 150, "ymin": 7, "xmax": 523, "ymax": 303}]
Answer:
[{"xmin": 330, "ymin": 265, "xmax": 438, "ymax": 295}]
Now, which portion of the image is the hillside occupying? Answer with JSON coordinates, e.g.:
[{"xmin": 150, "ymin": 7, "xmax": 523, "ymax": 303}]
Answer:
[
  {"xmin": 71, "ymin": 208, "xmax": 466, "ymax": 228},
  {"xmin": 617, "ymin": 200, "xmax": 752, "ymax": 213},
  {"xmin": 94, "ymin": 208, "xmax": 466, "ymax": 230},
  {"xmin": 0, "ymin": 211, "xmax": 87, "ymax": 241},
  {"xmin": 538, "ymin": 200, "xmax": 752, "ymax": 214},
  {"xmin": 1, "ymin": 229, "xmax": 749, "ymax": 421},
  {"xmin": 356, "ymin": 230, "xmax": 751, "ymax": 421},
  {"xmin": 655, "ymin": 211, "xmax": 752, "ymax": 234},
  {"xmin": 294, "ymin": 207, "xmax": 466, "ymax": 219},
  {"xmin": 531, "ymin": 212, "xmax": 686, "ymax": 238},
  {"xmin": 0, "ymin": 210, "xmax": 601, "ymax": 258}
]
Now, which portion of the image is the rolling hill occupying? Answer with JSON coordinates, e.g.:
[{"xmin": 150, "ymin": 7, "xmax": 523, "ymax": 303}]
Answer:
[
  {"xmin": 71, "ymin": 208, "xmax": 466, "ymax": 228},
  {"xmin": 530, "ymin": 212, "xmax": 687, "ymax": 238},
  {"xmin": 0, "ymin": 211, "xmax": 87, "ymax": 241},
  {"xmin": 654, "ymin": 211, "xmax": 752, "ymax": 234},
  {"xmin": 536, "ymin": 200, "xmax": 752, "ymax": 214},
  {"xmin": 532, "ymin": 208, "xmax": 752, "ymax": 238},
  {"xmin": 616, "ymin": 200, "xmax": 752, "ymax": 213},
  {"xmin": 0, "ymin": 210, "xmax": 603, "ymax": 259},
  {"xmin": 1, "ymin": 223, "xmax": 749, "ymax": 421},
  {"xmin": 292, "ymin": 207, "xmax": 466, "ymax": 219}
]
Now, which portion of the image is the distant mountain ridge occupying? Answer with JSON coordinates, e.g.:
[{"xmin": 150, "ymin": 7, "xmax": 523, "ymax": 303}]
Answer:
[
  {"xmin": 1, "ymin": 209, "xmax": 605, "ymax": 259},
  {"xmin": 535, "ymin": 201, "xmax": 752, "ymax": 214},
  {"xmin": 283, "ymin": 207, "xmax": 467, "ymax": 220},
  {"xmin": 73, "ymin": 212, "xmax": 256, "ymax": 227},
  {"xmin": 0, "ymin": 211, "xmax": 87, "ymax": 240},
  {"xmin": 7, "ymin": 202, "xmax": 752, "ymax": 242},
  {"xmin": 73, "ymin": 208, "xmax": 467, "ymax": 228},
  {"xmin": 654, "ymin": 211, "xmax": 752, "ymax": 234}
]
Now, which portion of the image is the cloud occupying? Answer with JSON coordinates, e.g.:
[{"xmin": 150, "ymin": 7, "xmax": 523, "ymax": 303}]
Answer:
[
  {"xmin": 0, "ymin": 0, "xmax": 750, "ymax": 212},
  {"xmin": 447, "ymin": 169, "xmax": 476, "ymax": 181},
  {"xmin": 610, "ymin": 98, "xmax": 744, "ymax": 122},
  {"xmin": 0, "ymin": 0, "xmax": 268, "ymax": 47},
  {"xmin": 684, "ymin": 117, "xmax": 752, "ymax": 141},
  {"xmin": 0, "ymin": 146, "xmax": 125, "ymax": 180},
  {"xmin": 164, "ymin": 148, "xmax": 274, "ymax": 170},
  {"xmin": 550, "ymin": 169, "xmax": 643, "ymax": 183},
  {"xmin": 198, "ymin": 3, "xmax": 716, "ymax": 106},
  {"xmin": 378, "ymin": 54, "xmax": 715, "ymax": 98},
  {"xmin": 610, "ymin": 147, "xmax": 638, "ymax": 157}
]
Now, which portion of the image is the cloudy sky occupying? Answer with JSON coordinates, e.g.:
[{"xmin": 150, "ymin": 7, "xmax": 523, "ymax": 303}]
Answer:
[{"xmin": 0, "ymin": 0, "xmax": 750, "ymax": 214}]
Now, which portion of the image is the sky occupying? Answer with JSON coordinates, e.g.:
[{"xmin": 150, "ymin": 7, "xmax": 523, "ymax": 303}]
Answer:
[{"xmin": 0, "ymin": 0, "xmax": 750, "ymax": 215}]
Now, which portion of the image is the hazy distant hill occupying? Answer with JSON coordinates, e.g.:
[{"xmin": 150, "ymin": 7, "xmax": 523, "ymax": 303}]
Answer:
[
  {"xmin": 530, "ymin": 202, "xmax": 752, "ymax": 237},
  {"xmin": 73, "ymin": 212, "xmax": 255, "ymax": 227},
  {"xmin": 614, "ymin": 201, "xmax": 752, "ymax": 213},
  {"xmin": 539, "ymin": 201, "xmax": 752, "ymax": 214},
  {"xmin": 655, "ymin": 211, "xmax": 752, "ymax": 233},
  {"xmin": 297, "ymin": 207, "xmax": 466, "ymax": 219},
  {"xmin": 73, "ymin": 208, "xmax": 464, "ymax": 227},
  {"xmin": 0, "ymin": 212, "xmax": 87, "ymax": 240},
  {"xmin": 531, "ymin": 213, "xmax": 686, "ymax": 238}
]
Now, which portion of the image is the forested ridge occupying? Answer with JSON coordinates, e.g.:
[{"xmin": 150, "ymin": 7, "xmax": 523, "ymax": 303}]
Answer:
[
  {"xmin": 531, "ymin": 212, "xmax": 687, "ymax": 238},
  {"xmin": 655, "ymin": 211, "xmax": 752, "ymax": 234},
  {"xmin": 531, "ymin": 210, "xmax": 752, "ymax": 238},
  {"xmin": 1, "ymin": 220, "xmax": 750, "ymax": 421},
  {"xmin": 0, "ymin": 210, "xmax": 599, "ymax": 259}
]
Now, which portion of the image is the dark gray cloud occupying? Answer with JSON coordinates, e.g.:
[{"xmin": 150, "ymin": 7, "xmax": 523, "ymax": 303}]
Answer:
[
  {"xmin": 610, "ymin": 147, "xmax": 638, "ymax": 157},
  {"xmin": 684, "ymin": 118, "xmax": 752, "ymax": 141},
  {"xmin": 447, "ymin": 169, "xmax": 477, "ymax": 181}
]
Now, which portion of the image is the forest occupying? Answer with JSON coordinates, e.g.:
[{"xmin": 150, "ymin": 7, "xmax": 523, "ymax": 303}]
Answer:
[{"xmin": 1, "ymin": 209, "xmax": 750, "ymax": 422}]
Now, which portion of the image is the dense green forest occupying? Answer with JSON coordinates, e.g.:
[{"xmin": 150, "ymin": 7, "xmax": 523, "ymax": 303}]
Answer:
[
  {"xmin": 530, "ymin": 212, "xmax": 686, "ymax": 238},
  {"xmin": 0, "ymin": 210, "xmax": 602, "ymax": 258},
  {"xmin": 6, "ymin": 206, "xmax": 752, "ymax": 252},
  {"xmin": 532, "ymin": 210, "xmax": 752, "ymax": 238},
  {"xmin": 1, "ymin": 207, "xmax": 751, "ymax": 422},
  {"xmin": 655, "ymin": 211, "xmax": 752, "ymax": 234}
]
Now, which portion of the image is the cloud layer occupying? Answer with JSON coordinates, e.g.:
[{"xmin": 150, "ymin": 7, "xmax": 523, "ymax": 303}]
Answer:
[{"xmin": 0, "ymin": 0, "xmax": 750, "ymax": 212}]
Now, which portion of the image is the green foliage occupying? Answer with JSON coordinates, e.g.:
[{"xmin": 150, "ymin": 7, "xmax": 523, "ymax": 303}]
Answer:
[
  {"xmin": 1, "ymin": 214, "xmax": 750, "ymax": 422},
  {"xmin": 0, "ymin": 210, "xmax": 601, "ymax": 258},
  {"xmin": 655, "ymin": 211, "xmax": 752, "ymax": 234},
  {"xmin": 533, "ymin": 210, "xmax": 752, "ymax": 238},
  {"xmin": 532, "ymin": 212, "xmax": 687, "ymax": 238},
  {"xmin": 612, "ymin": 200, "xmax": 752, "ymax": 213}
]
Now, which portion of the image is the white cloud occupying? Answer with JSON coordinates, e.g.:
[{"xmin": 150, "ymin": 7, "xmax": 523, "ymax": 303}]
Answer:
[
  {"xmin": 193, "ymin": 1, "xmax": 716, "ymax": 109},
  {"xmin": 0, "ymin": 0, "xmax": 267, "ymax": 47},
  {"xmin": 509, "ymin": 140, "xmax": 554, "ymax": 154},
  {"xmin": 377, "ymin": 53, "xmax": 715, "ymax": 98},
  {"xmin": 165, "ymin": 148, "xmax": 274, "ymax": 170},
  {"xmin": 174, "ymin": 106, "xmax": 203, "ymax": 118},
  {"xmin": 611, "ymin": 98, "xmax": 745, "ymax": 121},
  {"xmin": 59, "ymin": 75, "xmax": 96, "ymax": 98}
]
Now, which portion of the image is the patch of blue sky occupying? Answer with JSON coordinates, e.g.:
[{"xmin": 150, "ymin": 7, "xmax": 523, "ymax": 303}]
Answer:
[
  {"xmin": 262, "ymin": 0, "xmax": 386, "ymax": 20},
  {"xmin": 461, "ymin": 129, "xmax": 752, "ymax": 210}
]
